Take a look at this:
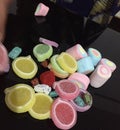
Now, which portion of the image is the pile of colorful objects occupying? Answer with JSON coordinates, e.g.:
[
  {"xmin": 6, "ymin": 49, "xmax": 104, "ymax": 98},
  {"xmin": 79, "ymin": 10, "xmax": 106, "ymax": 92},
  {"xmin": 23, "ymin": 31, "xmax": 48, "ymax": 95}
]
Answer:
[
  {"xmin": 4, "ymin": 35, "xmax": 116, "ymax": 130},
  {"xmin": 3, "ymin": 3, "xmax": 117, "ymax": 130}
]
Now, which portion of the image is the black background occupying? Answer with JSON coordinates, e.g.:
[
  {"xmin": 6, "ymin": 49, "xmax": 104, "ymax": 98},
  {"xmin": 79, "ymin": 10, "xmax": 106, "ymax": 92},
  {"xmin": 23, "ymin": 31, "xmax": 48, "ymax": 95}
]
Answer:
[{"xmin": 0, "ymin": 0, "xmax": 120, "ymax": 130}]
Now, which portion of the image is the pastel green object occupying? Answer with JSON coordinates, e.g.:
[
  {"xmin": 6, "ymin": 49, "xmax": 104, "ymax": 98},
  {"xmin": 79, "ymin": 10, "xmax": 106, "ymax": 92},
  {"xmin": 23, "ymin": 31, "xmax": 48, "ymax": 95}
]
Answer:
[
  {"xmin": 33, "ymin": 44, "xmax": 53, "ymax": 62},
  {"xmin": 50, "ymin": 54, "xmax": 69, "ymax": 74}
]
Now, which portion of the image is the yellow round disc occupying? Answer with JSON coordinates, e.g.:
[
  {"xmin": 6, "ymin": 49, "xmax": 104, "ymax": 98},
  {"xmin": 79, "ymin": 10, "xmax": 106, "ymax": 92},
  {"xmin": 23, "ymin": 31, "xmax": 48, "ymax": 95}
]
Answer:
[
  {"xmin": 28, "ymin": 93, "xmax": 53, "ymax": 120},
  {"xmin": 12, "ymin": 55, "xmax": 38, "ymax": 79},
  {"xmin": 4, "ymin": 84, "xmax": 35, "ymax": 113}
]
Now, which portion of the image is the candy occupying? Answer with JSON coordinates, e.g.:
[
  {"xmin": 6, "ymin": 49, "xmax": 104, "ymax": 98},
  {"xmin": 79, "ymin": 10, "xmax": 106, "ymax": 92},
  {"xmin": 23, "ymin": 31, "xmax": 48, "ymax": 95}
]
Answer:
[
  {"xmin": 68, "ymin": 72, "xmax": 90, "ymax": 90},
  {"xmin": 31, "ymin": 78, "xmax": 39, "ymax": 86},
  {"xmin": 56, "ymin": 52, "xmax": 77, "ymax": 74},
  {"xmin": 66, "ymin": 44, "xmax": 87, "ymax": 60},
  {"xmin": 40, "ymin": 70, "xmax": 55, "ymax": 86},
  {"xmin": 49, "ymin": 91, "xmax": 58, "ymax": 98},
  {"xmin": 88, "ymin": 48, "xmax": 102, "ymax": 66},
  {"xmin": 53, "ymin": 79, "xmax": 80, "ymax": 100},
  {"xmin": 70, "ymin": 89, "xmax": 93, "ymax": 112},
  {"xmin": 74, "ymin": 96, "xmax": 85, "ymax": 107},
  {"xmin": 49, "ymin": 65, "xmax": 69, "ymax": 79},
  {"xmin": 50, "ymin": 54, "xmax": 69, "ymax": 75},
  {"xmin": 89, "ymin": 64, "xmax": 112, "ymax": 88},
  {"xmin": 33, "ymin": 44, "xmax": 53, "ymax": 62},
  {"xmin": 34, "ymin": 84, "xmax": 51, "ymax": 94},
  {"xmin": 99, "ymin": 58, "xmax": 116, "ymax": 72},
  {"xmin": 77, "ymin": 56, "xmax": 94, "ymax": 74},
  {"xmin": 8, "ymin": 46, "xmax": 22, "ymax": 59},
  {"xmin": 50, "ymin": 97, "xmax": 77, "ymax": 130},
  {"xmin": 41, "ymin": 60, "xmax": 49, "ymax": 68},
  {"xmin": 39, "ymin": 37, "xmax": 59, "ymax": 48},
  {"xmin": 34, "ymin": 3, "xmax": 49, "ymax": 16}
]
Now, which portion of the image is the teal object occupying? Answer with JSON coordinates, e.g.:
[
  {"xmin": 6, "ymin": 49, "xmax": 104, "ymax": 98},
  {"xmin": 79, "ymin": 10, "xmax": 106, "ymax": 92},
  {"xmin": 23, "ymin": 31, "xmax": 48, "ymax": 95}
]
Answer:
[
  {"xmin": 49, "ymin": 91, "xmax": 58, "ymax": 98},
  {"xmin": 8, "ymin": 46, "xmax": 22, "ymax": 59},
  {"xmin": 74, "ymin": 96, "xmax": 85, "ymax": 107}
]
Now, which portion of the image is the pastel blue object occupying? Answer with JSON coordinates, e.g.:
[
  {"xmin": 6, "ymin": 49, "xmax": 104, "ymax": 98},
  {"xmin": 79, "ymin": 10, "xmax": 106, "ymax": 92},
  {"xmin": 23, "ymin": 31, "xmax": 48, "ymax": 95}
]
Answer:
[
  {"xmin": 88, "ymin": 48, "xmax": 102, "ymax": 66},
  {"xmin": 77, "ymin": 56, "xmax": 94, "ymax": 74},
  {"xmin": 74, "ymin": 96, "xmax": 85, "ymax": 107},
  {"xmin": 8, "ymin": 46, "xmax": 22, "ymax": 59}
]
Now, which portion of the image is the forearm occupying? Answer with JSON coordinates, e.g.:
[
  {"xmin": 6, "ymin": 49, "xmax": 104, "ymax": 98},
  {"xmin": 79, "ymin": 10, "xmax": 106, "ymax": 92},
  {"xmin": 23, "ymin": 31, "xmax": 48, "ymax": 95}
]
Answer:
[{"xmin": 0, "ymin": 0, "xmax": 12, "ymax": 42}]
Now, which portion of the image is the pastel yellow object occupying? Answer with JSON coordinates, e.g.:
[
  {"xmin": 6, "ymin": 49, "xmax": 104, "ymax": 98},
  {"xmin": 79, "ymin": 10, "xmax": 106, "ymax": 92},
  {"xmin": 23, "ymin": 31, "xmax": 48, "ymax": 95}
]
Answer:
[
  {"xmin": 56, "ymin": 52, "xmax": 77, "ymax": 73},
  {"xmin": 48, "ymin": 64, "xmax": 69, "ymax": 79},
  {"xmin": 4, "ymin": 84, "xmax": 36, "ymax": 113},
  {"xmin": 12, "ymin": 55, "xmax": 38, "ymax": 79},
  {"xmin": 50, "ymin": 54, "xmax": 69, "ymax": 75},
  {"xmin": 28, "ymin": 93, "xmax": 53, "ymax": 120}
]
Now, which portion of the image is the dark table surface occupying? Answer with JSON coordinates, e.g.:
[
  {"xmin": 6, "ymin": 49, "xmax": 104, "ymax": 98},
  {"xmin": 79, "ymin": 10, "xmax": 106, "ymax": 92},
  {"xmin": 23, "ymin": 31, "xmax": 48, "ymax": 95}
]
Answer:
[{"xmin": 0, "ymin": 1, "xmax": 120, "ymax": 130}]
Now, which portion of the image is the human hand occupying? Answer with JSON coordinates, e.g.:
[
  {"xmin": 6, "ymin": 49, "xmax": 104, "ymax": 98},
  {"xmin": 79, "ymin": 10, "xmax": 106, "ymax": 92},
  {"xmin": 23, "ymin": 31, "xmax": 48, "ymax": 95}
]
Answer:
[{"xmin": 0, "ymin": 0, "xmax": 12, "ymax": 42}]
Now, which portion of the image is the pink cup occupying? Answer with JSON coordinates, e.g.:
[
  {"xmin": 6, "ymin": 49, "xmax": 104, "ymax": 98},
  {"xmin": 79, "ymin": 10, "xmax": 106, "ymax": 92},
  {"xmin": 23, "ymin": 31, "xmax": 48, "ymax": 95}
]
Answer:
[{"xmin": 0, "ymin": 43, "xmax": 10, "ymax": 74}]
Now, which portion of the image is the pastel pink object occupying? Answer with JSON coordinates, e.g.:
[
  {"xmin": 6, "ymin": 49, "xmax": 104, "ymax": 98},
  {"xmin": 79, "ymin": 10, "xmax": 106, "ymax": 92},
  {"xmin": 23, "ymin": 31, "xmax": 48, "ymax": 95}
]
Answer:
[
  {"xmin": 50, "ymin": 97, "xmax": 77, "ymax": 130},
  {"xmin": 53, "ymin": 79, "xmax": 80, "ymax": 100},
  {"xmin": 68, "ymin": 72, "xmax": 90, "ymax": 90},
  {"xmin": 34, "ymin": 3, "xmax": 49, "ymax": 16},
  {"xmin": 99, "ymin": 58, "xmax": 116, "ymax": 73},
  {"xmin": 90, "ymin": 64, "xmax": 112, "ymax": 88},
  {"xmin": 66, "ymin": 44, "xmax": 87, "ymax": 60},
  {"xmin": 39, "ymin": 37, "xmax": 59, "ymax": 48},
  {"xmin": 0, "ymin": 43, "xmax": 10, "ymax": 73},
  {"xmin": 70, "ymin": 89, "xmax": 93, "ymax": 112}
]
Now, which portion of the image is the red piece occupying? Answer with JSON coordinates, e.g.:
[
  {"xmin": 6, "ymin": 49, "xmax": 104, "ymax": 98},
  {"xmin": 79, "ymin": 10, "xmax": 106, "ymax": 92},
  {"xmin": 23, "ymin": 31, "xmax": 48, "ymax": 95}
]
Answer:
[
  {"xmin": 41, "ymin": 60, "xmax": 49, "ymax": 68},
  {"xmin": 31, "ymin": 77, "xmax": 39, "ymax": 87},
  {"xmin": 40, "ymin": 70, "xmax": 55, "ymax": 86}
]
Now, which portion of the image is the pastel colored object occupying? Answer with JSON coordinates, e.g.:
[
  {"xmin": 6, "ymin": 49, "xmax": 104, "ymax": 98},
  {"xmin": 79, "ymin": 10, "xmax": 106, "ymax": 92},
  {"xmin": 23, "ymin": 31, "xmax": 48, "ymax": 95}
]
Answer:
[
  {"xmin": 34, "ymin": 3, "xmax": 49, "ymax": 16},
  {"xmin": 28, "ymin": 93, "xmax": 53, "ymax": 120},
  {"xmin": 34, "ymin": 84, "xmax": 51, "ymax": 94},
  {"xmin": 99, "ymin": 58, "xmax": 116, "ymax": 72},
  {"xmin": 12, "ymin": 55, "xmax": 38, "ymax": 79},
  {"xmin": 89, "ymin": 64, "xmax": 112, "ymax": 88},
  {"xmin": 53, "ymin": 79, "xmax": 80, "ymax": 100},
  {"xmin": 8, "ymin": 46, "xmax": 22, "ymax": 59},
  {"xmin": 0, "ymin": 43, "xmax": 10, "ymax": 73},
  {"xmin": 88, "ymin": 48, "xmax": 102, "ymax": 66},
  {"xmin": 50, "ymin": 97, "xmax": 77, "ymax": 130},
  {"xmin": 39, "ymin": 37, "xmax": 59, "ymax": 48},
  {"xmin": 77, "ymin": 56, "xmax": 94, "ymax": 74},
  {"xmin": 70, "ymin": 89, "xmax": 93, "ymax": 112},
  {"xmin": 40, "ymin": 71, "xmax": 55, "ymax": 86},
  {"xmin": 68, "ymin": 72, "xmax": 90, "ymax": 90},
  {"xmin": 66, "ymin": 44, "xmax": 87, "ymax": 60},
  {"xmin": 50, "ymin": 54, "xmax": 69, "ymax": 75},
  {"xmin": 56, "ymin": 52, "xmax": 77, "ymax": 74},
  {"xmin": 33, "ymin": 44, "xmax": 53, "ymax": 62},
  {"xmin": 49, "ymin": 65, "xmax": 69, "ymax": 79},
  {"xmin": 49, "ymin": 91, "xmax": 58, "ymax": 98}
]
